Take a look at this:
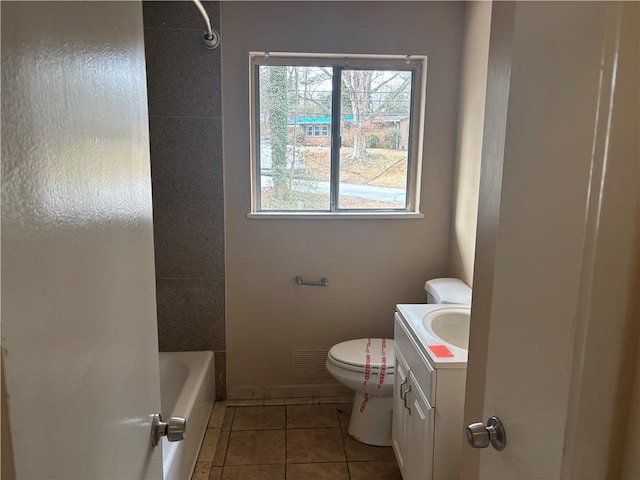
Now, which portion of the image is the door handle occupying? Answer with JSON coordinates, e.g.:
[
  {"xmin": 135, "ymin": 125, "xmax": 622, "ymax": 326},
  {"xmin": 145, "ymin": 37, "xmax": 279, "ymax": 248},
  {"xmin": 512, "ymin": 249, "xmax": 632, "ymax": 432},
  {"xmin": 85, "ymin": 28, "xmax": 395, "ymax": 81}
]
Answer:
[
  {"xmin": 401, "ymin": 383, "xmax": 412, "ymax": 413},
  {"xmin": 400, "ymin": 378, "xmax": 408, "ymax": 400},
  {"xmin": 466, "ymin": 416, "xmax": 506, "ymax": 451},
  {"xmin": 151, "ymin": 413, "xmax": 187, "ymax": 447}
]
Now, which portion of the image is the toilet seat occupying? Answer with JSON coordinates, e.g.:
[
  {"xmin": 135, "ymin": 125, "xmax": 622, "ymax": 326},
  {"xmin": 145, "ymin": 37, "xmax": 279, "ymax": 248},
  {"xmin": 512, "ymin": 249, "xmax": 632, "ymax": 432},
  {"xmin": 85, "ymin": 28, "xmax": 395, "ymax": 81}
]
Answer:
[{"xmin": 327, "ymin": 338, "xmax": 395, "ymax": 374}]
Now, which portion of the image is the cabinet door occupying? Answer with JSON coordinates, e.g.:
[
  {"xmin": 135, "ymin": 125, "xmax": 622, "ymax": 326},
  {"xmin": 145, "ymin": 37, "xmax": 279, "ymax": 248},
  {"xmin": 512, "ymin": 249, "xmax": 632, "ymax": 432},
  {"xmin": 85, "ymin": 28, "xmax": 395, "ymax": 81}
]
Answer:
[
  {"xmin": 406, "ymin": 372, "xmax": 435, "ymax": 480},
  {"xmin": 392, "ymin": 348, "xmax": 411, "ymax": 473}
]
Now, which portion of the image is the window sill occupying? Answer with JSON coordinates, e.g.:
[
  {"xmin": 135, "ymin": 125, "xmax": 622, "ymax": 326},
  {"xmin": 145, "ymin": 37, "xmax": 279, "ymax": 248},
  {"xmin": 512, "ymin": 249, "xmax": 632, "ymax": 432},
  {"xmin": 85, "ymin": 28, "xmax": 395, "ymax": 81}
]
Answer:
[{"xmin": 246, "ymin": 212, "xmax": 424, "ymax": 220}]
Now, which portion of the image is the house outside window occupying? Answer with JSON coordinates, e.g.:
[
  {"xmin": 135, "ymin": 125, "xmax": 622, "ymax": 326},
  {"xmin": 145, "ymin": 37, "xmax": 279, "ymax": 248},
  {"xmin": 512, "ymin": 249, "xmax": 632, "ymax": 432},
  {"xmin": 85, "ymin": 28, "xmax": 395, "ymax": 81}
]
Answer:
[{"xmin": 250, "ymin": 53, "xmax": 427, "ymax": 214}]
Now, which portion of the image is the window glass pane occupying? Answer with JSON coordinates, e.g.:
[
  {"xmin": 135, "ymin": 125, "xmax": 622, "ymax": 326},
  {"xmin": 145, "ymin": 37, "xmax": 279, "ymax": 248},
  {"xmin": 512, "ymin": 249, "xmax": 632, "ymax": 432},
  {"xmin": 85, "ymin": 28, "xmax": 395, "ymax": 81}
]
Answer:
[
  {"xmin": 338, "ymin": 69, "xmax": 412, "ymax": 209},
  {"xmin": 257, "ymin": 65, "xmax": 333, "ymax": 211}
]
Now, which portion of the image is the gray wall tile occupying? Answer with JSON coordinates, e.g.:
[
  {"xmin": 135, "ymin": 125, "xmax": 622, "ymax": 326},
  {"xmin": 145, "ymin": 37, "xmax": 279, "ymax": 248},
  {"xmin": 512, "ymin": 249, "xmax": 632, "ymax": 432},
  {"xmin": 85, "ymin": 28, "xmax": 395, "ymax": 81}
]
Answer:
[
  {"xmin": 153, "ymin": 199, "xmax": 224, "ymax": 278},
  {"xmin": 149, "ymin": 116, "xmax": 223, "ymax": 200},
  {"xmin": 143, "ymin": 1, "xmax": 220, "ymax": 30},
  {"xmin": 144, "ymin": 27, "xmax": 221, "ymax": 118},
  {"xmin": 210, "ymin": 280, "xmax": 226, "ymax": 351},
  {"xmin": 145, "ymin": 1, "xmax": 225, "ymax": 395},
  {"xmin": 215, "ymin": 351, "xmax": 226, "ymax": 400},
  {"xmin": 156, "ymin": 278, "xmax": 220, "ymax": 351}
]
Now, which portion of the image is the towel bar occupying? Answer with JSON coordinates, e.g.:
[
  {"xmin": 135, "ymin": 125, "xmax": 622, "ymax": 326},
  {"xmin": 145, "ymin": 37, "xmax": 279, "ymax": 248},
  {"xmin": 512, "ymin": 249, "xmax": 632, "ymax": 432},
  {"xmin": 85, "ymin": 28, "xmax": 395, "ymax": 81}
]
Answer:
[{"xmin": 295, "ymin": 276, "xmax": 329, "ymax": 287}]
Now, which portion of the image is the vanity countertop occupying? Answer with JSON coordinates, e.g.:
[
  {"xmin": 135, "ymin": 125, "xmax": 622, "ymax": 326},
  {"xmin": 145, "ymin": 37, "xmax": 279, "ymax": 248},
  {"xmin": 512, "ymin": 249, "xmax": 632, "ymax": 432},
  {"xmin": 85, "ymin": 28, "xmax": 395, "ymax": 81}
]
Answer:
[{"xmin": 396, "ymin": 303, "xmax": 469, "ymax": 369}]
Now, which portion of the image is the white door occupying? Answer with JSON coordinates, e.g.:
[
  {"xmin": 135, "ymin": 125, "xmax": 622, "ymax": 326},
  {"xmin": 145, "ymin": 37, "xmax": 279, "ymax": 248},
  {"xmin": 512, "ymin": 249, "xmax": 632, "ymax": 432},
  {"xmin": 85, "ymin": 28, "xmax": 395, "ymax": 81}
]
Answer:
[
  {"xmin": 463, "ymin": 2, "xmax": 638, "ymax": 479},
  {"xmin": 1, "ymin": 2, "xmax": 163, "ymax": 478}
]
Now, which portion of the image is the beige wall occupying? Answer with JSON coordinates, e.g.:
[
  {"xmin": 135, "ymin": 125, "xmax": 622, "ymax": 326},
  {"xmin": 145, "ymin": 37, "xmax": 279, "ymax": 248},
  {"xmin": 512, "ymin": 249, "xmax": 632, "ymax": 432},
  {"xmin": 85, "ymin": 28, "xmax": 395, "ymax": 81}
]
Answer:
[
  {"xmin": 221, "ymin": 1, "xmax": 465, "ymax": 393},
  {"xmin": 448, "ymin": 1, "xmax": 491, "ymax": 287}
]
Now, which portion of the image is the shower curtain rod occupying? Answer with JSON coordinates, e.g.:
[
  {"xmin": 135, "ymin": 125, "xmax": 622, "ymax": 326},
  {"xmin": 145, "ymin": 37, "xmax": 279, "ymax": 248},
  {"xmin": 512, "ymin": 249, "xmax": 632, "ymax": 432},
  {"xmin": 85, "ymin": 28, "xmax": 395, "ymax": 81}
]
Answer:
[{"xmin": 192, "ymin": 0, "xmax": 220, "ymax": 49}]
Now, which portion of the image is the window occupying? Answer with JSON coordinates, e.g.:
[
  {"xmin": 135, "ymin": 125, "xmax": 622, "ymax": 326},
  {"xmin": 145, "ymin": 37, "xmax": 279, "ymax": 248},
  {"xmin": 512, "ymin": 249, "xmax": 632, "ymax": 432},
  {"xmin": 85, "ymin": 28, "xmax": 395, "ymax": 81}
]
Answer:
[
  {"xmin": 304, "ymin": 124, "xmax": 330, "ymax": 137},
  {"xmin": 250, "ymin": 53, "xmax": 426, "ymax": 214}
]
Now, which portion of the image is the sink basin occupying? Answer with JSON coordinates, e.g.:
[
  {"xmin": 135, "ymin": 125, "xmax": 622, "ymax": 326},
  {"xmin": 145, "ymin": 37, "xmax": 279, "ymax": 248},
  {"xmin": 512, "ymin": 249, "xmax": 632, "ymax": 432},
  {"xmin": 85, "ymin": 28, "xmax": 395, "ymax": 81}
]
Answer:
[{"xmin": 423, "ymin": 308, "xmax": 470, "ymax": 350}]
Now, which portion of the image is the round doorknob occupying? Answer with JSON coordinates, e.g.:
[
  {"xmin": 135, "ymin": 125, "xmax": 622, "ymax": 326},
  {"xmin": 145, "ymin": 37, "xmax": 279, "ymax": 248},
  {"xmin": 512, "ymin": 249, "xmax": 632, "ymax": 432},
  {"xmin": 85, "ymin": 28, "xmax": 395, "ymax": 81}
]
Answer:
[
  {"xmin": 151, "ymin": 413, "xmax": 187, "ymax": 447},
  {"xmin": 466, "ymin": 422, "xmax": 490, "ymax": 448},
  {"xmin": 466, "ymin": 416, "xmax": 506, "ymax": 451},
  {"xmin": 166, "ymin": 416, "xmax": 187, "ymax": 442}
]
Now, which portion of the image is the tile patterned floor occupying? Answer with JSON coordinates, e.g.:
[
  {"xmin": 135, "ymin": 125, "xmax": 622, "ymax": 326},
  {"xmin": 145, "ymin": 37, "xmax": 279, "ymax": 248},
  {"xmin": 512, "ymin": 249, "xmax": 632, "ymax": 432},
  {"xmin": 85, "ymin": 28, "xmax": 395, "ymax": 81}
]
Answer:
[{"xmin": 192, "ymin": 400, "xmax": 402, "ymax": 480}]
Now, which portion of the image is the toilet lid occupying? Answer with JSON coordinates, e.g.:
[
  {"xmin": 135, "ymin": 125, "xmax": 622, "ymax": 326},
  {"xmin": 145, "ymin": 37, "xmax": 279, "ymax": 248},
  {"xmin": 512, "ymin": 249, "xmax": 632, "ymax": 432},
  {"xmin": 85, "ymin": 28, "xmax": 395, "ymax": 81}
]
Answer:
[{"xmin": 328, "ymin": 338, "xmax": 394, "ymax": 373}]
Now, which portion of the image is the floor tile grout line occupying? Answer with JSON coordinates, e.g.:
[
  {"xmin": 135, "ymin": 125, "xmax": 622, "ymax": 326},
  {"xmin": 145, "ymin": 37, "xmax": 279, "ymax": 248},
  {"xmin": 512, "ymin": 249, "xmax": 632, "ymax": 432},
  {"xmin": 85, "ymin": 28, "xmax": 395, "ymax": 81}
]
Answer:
[
  {"xmin": 220, "ymin": 406, "xmax": 233, "ymax": 467},
  {"xmin": 337, "ymin": 403, "xmax": 353, "ymax": 480}
]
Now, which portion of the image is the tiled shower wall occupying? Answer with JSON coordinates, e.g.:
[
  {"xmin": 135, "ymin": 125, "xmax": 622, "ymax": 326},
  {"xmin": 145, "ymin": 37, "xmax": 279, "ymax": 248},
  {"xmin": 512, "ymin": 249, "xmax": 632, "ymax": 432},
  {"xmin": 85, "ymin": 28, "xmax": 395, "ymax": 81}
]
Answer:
[{"xmin": 143, "ymin": 1, "xmax": 226, "ymax": 398}]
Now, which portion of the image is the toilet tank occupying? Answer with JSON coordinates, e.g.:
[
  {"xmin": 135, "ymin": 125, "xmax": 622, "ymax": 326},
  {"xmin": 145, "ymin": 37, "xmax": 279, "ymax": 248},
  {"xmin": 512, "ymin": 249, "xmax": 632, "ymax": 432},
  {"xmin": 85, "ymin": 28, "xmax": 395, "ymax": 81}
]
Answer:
[{"xmin": 424, "ymin": 278, "xmax": 472, "ymax": 305}]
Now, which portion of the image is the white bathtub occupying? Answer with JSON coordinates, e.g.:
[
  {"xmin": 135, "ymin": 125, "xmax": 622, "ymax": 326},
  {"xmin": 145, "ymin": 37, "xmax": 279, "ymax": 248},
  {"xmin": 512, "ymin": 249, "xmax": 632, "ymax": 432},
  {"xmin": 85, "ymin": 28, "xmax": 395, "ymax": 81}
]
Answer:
[{"xmin": 159, "ymin": 351, "xmax": 215, "ymax": 480}]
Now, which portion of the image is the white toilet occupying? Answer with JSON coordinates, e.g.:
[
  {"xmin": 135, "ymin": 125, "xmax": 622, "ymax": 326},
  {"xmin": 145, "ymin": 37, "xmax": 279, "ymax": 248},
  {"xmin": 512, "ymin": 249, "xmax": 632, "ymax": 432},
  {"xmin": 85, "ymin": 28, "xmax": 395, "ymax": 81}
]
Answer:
[
  {"xmin": 424, "ymin": 277, "xmax": 472, "ymax": 306},
  {"xmin": 326, "ymin": 338, "xmax": 395, "ymax": 446},
  {"xmin": 326, "ymin": 278, "xmax": 471, "ymax": 446}
]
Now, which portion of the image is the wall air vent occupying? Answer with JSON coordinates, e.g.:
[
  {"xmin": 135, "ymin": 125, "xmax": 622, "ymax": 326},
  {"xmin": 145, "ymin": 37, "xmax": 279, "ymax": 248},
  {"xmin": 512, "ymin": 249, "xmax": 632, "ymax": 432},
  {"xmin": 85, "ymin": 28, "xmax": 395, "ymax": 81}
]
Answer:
[{"xmin": 291, "ymin": 347, "xmax": 331, "ymax": 378}]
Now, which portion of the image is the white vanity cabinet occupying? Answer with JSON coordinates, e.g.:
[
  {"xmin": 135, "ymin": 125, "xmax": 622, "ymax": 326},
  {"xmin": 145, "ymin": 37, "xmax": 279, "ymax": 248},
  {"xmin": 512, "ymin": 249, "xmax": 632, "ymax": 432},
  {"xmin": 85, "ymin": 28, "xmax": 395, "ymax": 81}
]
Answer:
[
  {"xmin": 392, "ymin": 349, "xmax": 411, "ymax": 471},
  {"xmin": 392, "ymin": 312, "xmax": 467, "ymax": 480},
  {"xmin": 393, "ymin": 348, "xmax": 434, "ymax": 477}
]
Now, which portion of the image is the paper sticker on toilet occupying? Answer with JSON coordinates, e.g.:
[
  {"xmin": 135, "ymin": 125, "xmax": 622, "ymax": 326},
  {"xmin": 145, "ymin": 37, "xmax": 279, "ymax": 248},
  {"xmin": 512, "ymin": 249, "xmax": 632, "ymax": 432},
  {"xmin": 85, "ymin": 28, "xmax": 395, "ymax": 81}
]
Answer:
[
  {"xmin": 359, "ymin": 393, "xmax": 369, "ymax": 412},
  {"xmin": 363, "ymin": 354, "xmax": 371, "ymax": 387},
  {"xmin": 377, "ymin": 356, "xmax": 386, "ymax": 390},
  {"xmin": 428, "ymin": 345, "xmax": 454, "ymax": 358}
]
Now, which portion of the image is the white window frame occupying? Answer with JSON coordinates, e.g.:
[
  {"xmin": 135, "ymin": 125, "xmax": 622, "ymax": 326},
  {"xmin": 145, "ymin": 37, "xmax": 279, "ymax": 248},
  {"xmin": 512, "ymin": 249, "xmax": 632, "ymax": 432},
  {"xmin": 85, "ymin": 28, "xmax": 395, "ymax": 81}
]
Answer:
[{"xmin": 248, "ymin": 52, "xmax": 428, "ymax": 218}]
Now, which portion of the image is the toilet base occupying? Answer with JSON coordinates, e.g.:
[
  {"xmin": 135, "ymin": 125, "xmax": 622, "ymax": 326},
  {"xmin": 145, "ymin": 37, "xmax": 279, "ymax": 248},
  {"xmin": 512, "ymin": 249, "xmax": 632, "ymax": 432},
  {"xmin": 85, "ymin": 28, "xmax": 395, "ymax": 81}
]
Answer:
[{"xmin": 346, "ymin": 392, "xmax": 393, "ymax": 446}]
